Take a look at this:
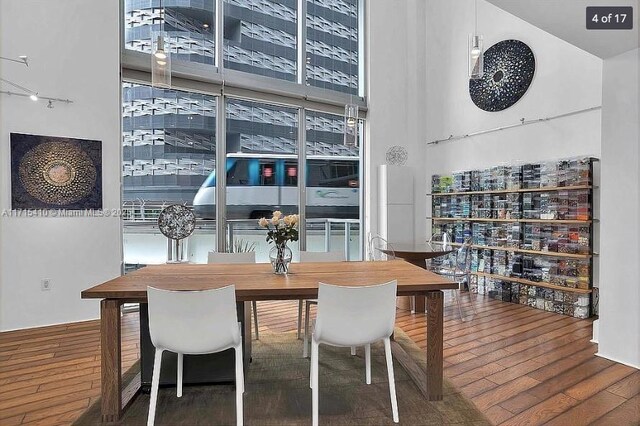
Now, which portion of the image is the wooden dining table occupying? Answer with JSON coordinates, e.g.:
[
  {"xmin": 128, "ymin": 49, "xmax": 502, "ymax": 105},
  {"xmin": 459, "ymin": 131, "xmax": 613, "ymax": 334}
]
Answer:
[
  {"xmin": 379, "ymin": 244, "xmax": 455, "ymax": 313},
  {"xmin": 81, "ymin": 260, "xmax": 456, "ymax": 422}
]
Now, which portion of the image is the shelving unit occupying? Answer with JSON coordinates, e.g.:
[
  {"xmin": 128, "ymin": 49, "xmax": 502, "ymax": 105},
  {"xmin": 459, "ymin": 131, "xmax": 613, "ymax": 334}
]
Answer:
[
  {"xmin": 429, "ymin": 157, "xmax": 596, "ymax": 319},
  {"xmin": 471, "ymin": 272, "xmax": 592, "ymax": 294},
  {"xmin": 447, "ymin": 242, "xmax": 592, "ymax": 259},
  {"xmin": 427, "ymin": 184, "xmax": 593, "ymax": 196},
  {"xmin": 429, "ymin": 217, "xmax": 592, "ymax": 224}
]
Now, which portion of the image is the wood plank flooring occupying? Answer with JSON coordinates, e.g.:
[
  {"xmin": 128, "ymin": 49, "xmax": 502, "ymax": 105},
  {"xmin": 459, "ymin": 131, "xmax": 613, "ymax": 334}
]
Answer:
[{"xmin": 0, "ymin": 296, "xmax": 638, "ymax": 425}]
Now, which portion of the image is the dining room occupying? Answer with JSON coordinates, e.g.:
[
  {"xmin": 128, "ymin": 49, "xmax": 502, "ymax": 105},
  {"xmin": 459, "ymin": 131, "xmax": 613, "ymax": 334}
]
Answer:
[{"xmin": 0, "ymin": 0, "xmax": 639, "ymax": 425}]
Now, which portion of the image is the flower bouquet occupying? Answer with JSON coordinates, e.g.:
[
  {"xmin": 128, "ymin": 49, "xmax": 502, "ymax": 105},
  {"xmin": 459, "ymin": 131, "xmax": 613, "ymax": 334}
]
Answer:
[{"xmin": 259, "ymin": 211, "xmax": 299, "ymax": 274}]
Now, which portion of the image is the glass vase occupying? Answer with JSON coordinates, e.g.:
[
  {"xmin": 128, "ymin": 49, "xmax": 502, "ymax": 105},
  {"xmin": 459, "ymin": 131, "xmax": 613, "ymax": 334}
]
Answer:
[{"xmin": 269, "ymin": 243, "xmax": 292, "ymax": 275}]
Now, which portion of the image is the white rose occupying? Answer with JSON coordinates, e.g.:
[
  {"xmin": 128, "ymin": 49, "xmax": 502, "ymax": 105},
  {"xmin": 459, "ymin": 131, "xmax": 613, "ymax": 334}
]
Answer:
[
  {"xmin": 283, "ymin": 215, "xmax": 293, "ymax": 226},
  {"xmin": 258, "ymin": 217, "xmax": 268, "ymax": 227},
  {"xmin": 271, "ymin": 216, "xmax": 280, "ymax": 225},
  {"xmin": 272, "ymin": 210, "xmax": 282, "ymax": 219}
]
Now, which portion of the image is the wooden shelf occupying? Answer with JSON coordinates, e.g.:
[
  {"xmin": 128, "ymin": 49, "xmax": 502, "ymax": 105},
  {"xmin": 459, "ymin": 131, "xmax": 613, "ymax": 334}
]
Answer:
[
  {"xmin": 472, "ymin": 272, "xmax": 592, "ymax": 294},
  {"xmin": 448, "ymin": 243, "xmax": 592, "ymax": 259},
  {"xmin": 427, "ymin": 185, "xmax": 592, "ymax": 197},
  {"xmin": 428, "ymin": 217, "xmax": 592, "ymax": 224}
]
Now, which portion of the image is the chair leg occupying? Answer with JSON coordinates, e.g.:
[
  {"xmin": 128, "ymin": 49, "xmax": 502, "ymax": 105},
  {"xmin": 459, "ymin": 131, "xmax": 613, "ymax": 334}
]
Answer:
[
  {"xmin": 177, "ymin": 352, "xmax": 183, "ymax": 397},
  {"xmin": 252, "ymin": 301, "xmax": 259, "ymax": 340},
  {"xmin": 303, "ymin": 301, "xmax": 311, "ymax": 358},
  {"xmin": 350, "ymin": 346, "xmax": 356, "ymax": 356},
  {"xmin": 147, "ymin": 348, "xmax": 164, "ymax": 426},
  {"xmin": 383, "ymin": 338, "xmax": 399, "ymax": 423},
  {"xmin": 365, "ymin": 343, "xmax": 371, "ymax": 384},
  {"xmin": 235, "ymin": 344, "xmax": 244, "ymax": 426},
  {"xmin": 311, "ymin": 340, "xmax": 319, "ymax": 426},
  {"xmin": 297, "ymin": 300, "xmax": 303, "ymax": 340},
  {"xmin": 468, "ymin": 275, "xmax": 478, "ymax": 315},
  {"xmin": 454, "ymin": 289, "xmax": 466, "ymax": 322}
]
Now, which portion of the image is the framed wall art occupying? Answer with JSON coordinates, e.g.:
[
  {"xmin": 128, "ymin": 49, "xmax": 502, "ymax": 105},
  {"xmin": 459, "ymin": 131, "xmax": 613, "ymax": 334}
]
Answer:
[{"xmin": 10, "ymin": 133, "xmax": 103, "ymax": 210}]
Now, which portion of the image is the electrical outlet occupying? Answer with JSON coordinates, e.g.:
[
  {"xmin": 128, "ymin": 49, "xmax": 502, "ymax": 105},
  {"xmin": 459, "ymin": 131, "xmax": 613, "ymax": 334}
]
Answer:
[{"xmin": 41, "ymin": 278, "xmax": 52, "ymax": 291}]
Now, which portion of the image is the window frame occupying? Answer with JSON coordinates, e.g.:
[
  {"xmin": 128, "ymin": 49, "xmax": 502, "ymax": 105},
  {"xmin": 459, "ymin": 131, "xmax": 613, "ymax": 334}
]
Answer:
[
  {"xmin": 120, "ymin": 0, "xmax": 367, "ymax": 108},
  {"xmin": 119, "ymin": 0, "xmax": 367, "ymax": 255}
]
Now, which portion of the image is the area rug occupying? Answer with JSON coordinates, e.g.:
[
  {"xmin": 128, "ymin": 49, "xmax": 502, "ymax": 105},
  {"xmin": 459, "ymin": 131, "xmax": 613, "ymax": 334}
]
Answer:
[{"xmin": 74, "ymin": 329, "xmax": 489, "ymax": 425}]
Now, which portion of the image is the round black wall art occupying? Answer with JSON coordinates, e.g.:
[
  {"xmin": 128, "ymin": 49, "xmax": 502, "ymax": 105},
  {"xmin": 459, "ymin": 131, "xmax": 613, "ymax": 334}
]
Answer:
[{"xmin": 469, "ymin": 39, "xmax": 535, "ymax": 112}]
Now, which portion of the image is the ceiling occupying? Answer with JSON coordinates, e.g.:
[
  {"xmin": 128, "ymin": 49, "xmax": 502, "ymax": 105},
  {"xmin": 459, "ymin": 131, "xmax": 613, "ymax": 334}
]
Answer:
[{"xmin": 486, "ymin": 0, "xmax": 639, "ymax": 58}]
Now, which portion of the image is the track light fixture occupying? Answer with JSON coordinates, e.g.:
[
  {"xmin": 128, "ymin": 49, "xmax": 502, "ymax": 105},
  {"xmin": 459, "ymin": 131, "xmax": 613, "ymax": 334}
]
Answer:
[{"xmin": 0, "ymin": 56, "xmax": 73, "ymax": 106}]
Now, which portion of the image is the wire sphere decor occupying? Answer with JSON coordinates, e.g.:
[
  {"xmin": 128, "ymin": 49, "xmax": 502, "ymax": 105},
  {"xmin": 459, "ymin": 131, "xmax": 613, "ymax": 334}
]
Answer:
[
  {"xmin": 157, "ymin": 204, "xmax": 196, "ymax": 240},
  {"xmin": 385, "ymin": 146, "xmax": 408, "ymax": 166}
]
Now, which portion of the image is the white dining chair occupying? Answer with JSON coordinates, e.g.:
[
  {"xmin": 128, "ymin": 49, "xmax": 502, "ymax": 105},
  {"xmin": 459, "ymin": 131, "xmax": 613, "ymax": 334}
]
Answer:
[
  {"xmin": 146, "ymin": 285, "xmax": 244, "ymax": 426},
  {"xmin": 310, "ymin": 281, "xmax": 399, "ymax": 426},
  {"xmin": 208, "ymin": 251, "xmax": 259, "ymax": 340},
  {"xmin": 297, "ymin": 250, "xmax": 345, "ymax": 343}
]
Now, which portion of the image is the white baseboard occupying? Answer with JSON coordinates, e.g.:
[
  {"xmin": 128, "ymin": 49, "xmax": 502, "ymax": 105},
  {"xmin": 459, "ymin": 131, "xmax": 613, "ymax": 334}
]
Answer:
[
  {"xmin": 595, "ymin": 352, "xmax": 640, "ymax": 370},
  {"xmin": 590, "ymin": 319, "xmax": 599, "ymax": 344}
]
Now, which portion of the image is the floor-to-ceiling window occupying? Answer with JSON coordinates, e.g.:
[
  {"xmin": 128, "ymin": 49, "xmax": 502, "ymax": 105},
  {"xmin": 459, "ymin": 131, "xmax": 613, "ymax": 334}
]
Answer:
[
  {"xmin": 121, "ymin": 0, "xmax": 364, "ymax": 265},
  {"xmin": 121, "ymin": 83, "xmax": 217, "ymax": 265}
]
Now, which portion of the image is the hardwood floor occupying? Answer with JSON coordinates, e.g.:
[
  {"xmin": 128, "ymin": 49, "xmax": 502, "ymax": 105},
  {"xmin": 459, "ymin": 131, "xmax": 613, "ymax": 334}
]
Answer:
[{"xmin": 0, "ymin": 297, "xmax": 638, "ymax": 425}]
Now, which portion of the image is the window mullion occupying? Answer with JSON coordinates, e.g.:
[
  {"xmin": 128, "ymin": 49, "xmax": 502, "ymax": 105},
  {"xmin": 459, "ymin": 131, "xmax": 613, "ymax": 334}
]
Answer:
[
  {"xmin": 215, "ymin": 95, "xmax": 227, "ymax": 252},
  {"xmin": 215, "ymin": 0, "xmax": 224, "ymax": 71},
  {"xmin": 298, "ymin": 107, "xmax": 307, "ymax": 251},
  {"xmin": 297, "ymin": 0, "xmax": 307, "ymax": 86}
]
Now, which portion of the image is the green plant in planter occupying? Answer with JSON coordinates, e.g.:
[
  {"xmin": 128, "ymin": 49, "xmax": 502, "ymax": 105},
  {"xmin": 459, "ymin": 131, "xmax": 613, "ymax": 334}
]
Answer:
[{"xmin": 231, "ymin": 238, "xmax": 257, "ymax": 253}]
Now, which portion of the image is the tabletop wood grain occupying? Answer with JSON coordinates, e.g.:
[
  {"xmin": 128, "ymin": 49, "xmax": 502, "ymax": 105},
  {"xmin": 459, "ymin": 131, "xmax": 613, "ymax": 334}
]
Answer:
[{"xmin": 81, "ymin": 260, "xmax": 457, "ymax": 301}]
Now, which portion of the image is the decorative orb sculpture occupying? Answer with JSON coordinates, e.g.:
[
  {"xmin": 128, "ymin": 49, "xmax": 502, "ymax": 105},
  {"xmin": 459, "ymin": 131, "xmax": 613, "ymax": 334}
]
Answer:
[
  {"xmin": 469, "ymin": 39, "xmax": 535, "ymax": 112},
  {"xmin": 157, "ymin": 204, "xmax": 196, "ymax": 240},
  {"xmin": 385, "ymin": 146, "xmax": 408, "ymax": 166}
]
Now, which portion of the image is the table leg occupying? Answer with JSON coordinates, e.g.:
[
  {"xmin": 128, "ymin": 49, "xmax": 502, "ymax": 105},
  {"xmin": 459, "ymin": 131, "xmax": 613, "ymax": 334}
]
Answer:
[
  {"xmin": 426, "ymin": 291, "xmax": 443, "ymax": 400},
  {"xmin": 101, "ymin": 299, "xmax": 123, "ymax": 422},
  {"xmin": 402, "ymin": 259, "xmax": 428, "ymax": 313}
]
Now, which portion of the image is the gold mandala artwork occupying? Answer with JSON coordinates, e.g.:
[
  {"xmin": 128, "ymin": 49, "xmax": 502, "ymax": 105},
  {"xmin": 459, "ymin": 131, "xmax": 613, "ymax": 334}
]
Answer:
[{"xmin": 18, "ymin": 141, "xmax": 97, "ymax": 206}]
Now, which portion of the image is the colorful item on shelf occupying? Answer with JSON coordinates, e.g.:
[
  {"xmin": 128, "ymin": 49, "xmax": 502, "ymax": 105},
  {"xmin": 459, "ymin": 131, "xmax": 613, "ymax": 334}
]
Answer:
[{"xmin": 431, "ymin": 156, "xmax": 595, "ymax": 319}]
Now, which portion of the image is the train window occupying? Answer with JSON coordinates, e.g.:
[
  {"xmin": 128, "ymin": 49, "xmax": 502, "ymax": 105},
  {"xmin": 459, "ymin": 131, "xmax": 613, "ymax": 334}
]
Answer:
[
  {"xmin": 260, "ymin": 162, "xmax": 276, "ymax": 186},
  {"xmin": 226, "ymin": 159, "xmax": 250, "ymax": 186},
  {"xmin": 284, "ymin": 162, "xmax": 298, "ymax": 186},
  {"xmin": 307, "ymin": 160, "xmax": 358, "ymax": 187}
]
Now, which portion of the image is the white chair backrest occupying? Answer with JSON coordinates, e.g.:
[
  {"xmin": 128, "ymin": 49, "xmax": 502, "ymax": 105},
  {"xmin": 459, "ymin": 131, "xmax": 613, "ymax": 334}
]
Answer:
[
  {"xmin": 314, "ymin": 280, "xmax": 397, "ymax": 347},
  {"xmin": 454, "ymin": 238, "xmax": 472, "ymax": 271},
  {"xmin": 427, "ymin": 232, "xmax": 451, "ymax": 251},
  {"xmin": 299, "ymin": 251, "xmax": 345, "ymax": 262},
  {"xmin": 147, "ymin": 286, "xmax": 241, "ymax": 354},
  {"xmin": 208, "ymin": 251, "xmax": 256, "ymax": 264}
]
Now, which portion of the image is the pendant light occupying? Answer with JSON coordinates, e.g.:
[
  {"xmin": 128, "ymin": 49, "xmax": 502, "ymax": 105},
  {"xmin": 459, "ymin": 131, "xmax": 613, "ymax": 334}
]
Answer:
[
  {"xmin": 468, "ymin": 0, "xmax": 484, "ymax": 80},
  {"xmin": 152, "ymin": 2, "xmax": 171, "ymax": 88},
  {"xmin": 344, "ymin": 103, "xmax": 358, "ymax": 147},
  {"xmin": 344, "ymin": 47, "xmax": 358, "ymax": 147}
]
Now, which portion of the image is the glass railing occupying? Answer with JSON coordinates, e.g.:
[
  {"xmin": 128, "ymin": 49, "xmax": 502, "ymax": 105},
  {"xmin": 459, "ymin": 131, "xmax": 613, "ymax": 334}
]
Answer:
[{"xmin": 123, "ymin": 211, "xmax": 361, "ymax": 265}]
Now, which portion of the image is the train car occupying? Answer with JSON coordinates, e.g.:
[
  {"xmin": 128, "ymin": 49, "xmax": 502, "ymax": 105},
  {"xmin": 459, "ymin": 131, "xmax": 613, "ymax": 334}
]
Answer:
[{"xmin": 193, "ymin": 154, "xmax": 359, "ymax": 219}]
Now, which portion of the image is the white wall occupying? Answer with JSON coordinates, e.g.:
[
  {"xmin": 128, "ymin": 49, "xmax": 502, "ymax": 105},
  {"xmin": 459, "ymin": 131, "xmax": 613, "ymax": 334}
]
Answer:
[
  {"xmin": 424, "ymin": 0, "xmax": 602, "ymax": 177},
  {"xmin": 423, "ymin": 0, "xmax": 603, "ymax": 257},
  {"xmin": 598, "ymin": 48, "xmax": 640, "ymax": 368},
  {"xmin": 365, "ymin": 0, "xmax": 428, "ymax": 244},
  {"xmin": 0, "ymin": 0, "xmax": 122, "ymax": 330}
]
